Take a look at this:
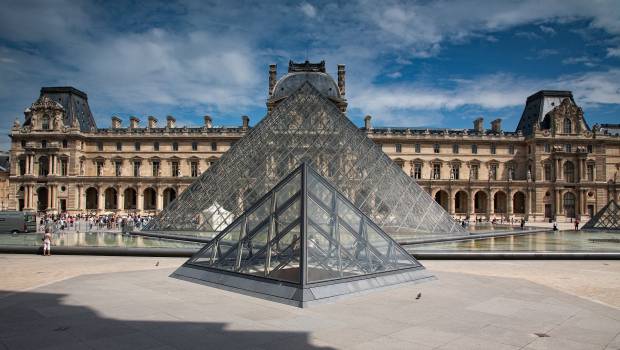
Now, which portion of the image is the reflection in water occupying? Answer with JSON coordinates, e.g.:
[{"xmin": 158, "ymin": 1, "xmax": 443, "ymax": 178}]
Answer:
[
  {"xmin": 0, "ymin": 231, "xmax": 203, "ymax": 249},
  {"xmin": 409, "ymin": 230, "xmax": 620, "ymax": 252}
]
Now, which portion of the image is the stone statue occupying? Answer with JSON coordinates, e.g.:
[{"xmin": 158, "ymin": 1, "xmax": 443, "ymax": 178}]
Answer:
[{"xmin": 527, "ymin": 169, "xmax": 532, "ymax": 181}]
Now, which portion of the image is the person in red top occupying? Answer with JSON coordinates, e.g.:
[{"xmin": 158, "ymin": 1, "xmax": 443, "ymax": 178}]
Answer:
[{"xmin": 574, "ymin": 219, "xmax": 580, "ymax": 231}]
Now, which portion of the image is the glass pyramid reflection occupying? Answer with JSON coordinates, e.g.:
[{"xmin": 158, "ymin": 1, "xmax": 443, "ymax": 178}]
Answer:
[
  {"xmin": 145, "ymin": 80, "xmax": 465, "ymax": 242},
  {"xmin": 583, "ymin": 200, "xmax": 620, "ymax": 230},
  {"xmin": 172, "ymin": 162, "xmax": 433, "ymax": 307}
]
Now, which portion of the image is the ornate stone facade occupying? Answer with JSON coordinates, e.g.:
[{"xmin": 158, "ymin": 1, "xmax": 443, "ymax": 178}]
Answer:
[{"xmin": 7, "ymin": 65, "xmax": 620, "ymax": 222}]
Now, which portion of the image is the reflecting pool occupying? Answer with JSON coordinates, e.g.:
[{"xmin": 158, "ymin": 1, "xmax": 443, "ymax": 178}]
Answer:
[{"xmin": 407, "ymin": 230, "xmax": 620, "ymax": 253}]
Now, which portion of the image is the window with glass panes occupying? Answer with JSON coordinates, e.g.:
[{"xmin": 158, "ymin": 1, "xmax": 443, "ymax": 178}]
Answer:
[
  {"xmin": 433, "ymin": 144, "xmax": 440, "ymax": 153},
  {"xmin": 152, "ymin": 161, "xmax": 160, "ymax": 177},
  {"xmin": 133, "ymin": 161, "xmax": 141, "ymax": 177},
  {"xmin": 471, "ymin": 144, "xmax": 477, "ymax": 154},
  {"xmin": 192, "ymin": 142, "xmax": 198, "ymax": 151},
  {"xmin": 414, "ymin": 143, "xmax": 420, "ymax": 153},
  {"xmin": 153, "ymin": 142, "xmax": 159, "ymax": 151},
  {"xmin": 172, "ymin": 142, "xmax": 179, "ymax": 151},
  {"xmin": 60, "ymin": 159, "xmax": 68, "ymax": 176},
  {"xmin": 191, "ymin": 162, "xmax": 199, "ymax": 177},
  {"xmin": 470, "ymin": 164, "xmax": 479, "ymax": 180},
  {"xmin": 544, "ymin": 163, "xmax": 552, "ymax": 181},
  {"xmin": 452, "ymin": 144, "xmax": 459, "ymax": 154},
  {"xmin": 115, "ymin": 161, "xmax": 122, "ymax": 176},
  {"xmin": 490, "ymin": 144, "xmax": 496, "ymax": 154},
  {"xmin": 413, "ymin": 163, "xmax": 422, "ymax": 179},
  {"xmin": 172, "ymin": 161, "xmax": 179, "ymax": 176},
  {"xmin": 395, "ymin": 143, "xmax": 402, "ymax": 153},
  {"xmin": 432, "ymin": 163, "xmax": 441, "ymax": 179}
]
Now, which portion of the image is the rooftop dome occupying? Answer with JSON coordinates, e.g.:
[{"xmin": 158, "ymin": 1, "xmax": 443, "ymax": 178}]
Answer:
[{"xmin": 272, "ymin": 71, "xmax": 341, "ymax": 99}]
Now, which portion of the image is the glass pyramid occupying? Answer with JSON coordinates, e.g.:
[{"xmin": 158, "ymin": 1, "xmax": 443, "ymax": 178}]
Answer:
[
  {"xmin": 583, "ymin": 200, "xmax": 620, "ymax": 230},
  {"xmin": 145, "ymin": 81, "xmax": 465, "ymax": 242},
  {"xmin": 172, "ymin": 162, "xmax": 433, "ymax": 307}
]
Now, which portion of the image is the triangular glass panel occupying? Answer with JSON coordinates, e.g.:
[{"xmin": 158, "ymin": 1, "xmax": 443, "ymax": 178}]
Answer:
[
  {"xmin": 146, "ymin": 80, "xmax": 465, "ymax": 242},
  {"xmin": 173, "ymin": 162, "xmax": 433, "ymax": 307},
  {"xmin": 583, "ymin": 200, "xmax": 620, "ymax": 230}
]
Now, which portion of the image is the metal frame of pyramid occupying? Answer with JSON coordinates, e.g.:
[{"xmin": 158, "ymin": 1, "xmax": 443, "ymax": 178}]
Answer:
[
  {"xmin": 172, "ymin": 162, "xmax": 434, "ymax": 307},
  {"xmin": 145, "ymin": 81, "xmax": 465, "ymax": 242},
  {"xmin": 583, "ymin": 200, "xmax": 620, "ymax": 230}
]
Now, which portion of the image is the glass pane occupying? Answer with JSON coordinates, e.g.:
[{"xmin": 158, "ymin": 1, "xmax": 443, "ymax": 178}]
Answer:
[
  {"xmin": 275, "ymin": 198, "xmax": 300, "ymax": 231},
  {"xmin": 308, "ymin": 173, "xmax": 333, "ymax": 208},
  {"xmin": 337, "ymin": 198, "xmax": 361, "ymax": 230},
  {"xmin": 366, "ymin": 224, "xmax": 390, "ymax": 257},
  {"xmin": 275, "ymin": 172, "xmax": 301, "ymax": 209},
  {"xmin": 308, "ymin": 197, "xmax": 333, "ymax": 235},
  {"xmin": 239, "ymin": 225, "xmax": 270, "ymax": 276},
  {"xmin": 247, "ymin": 199, "xmax": 271, "ymax": 233},
  {"xmin": 267, "ymin": 224, "xmax": 301, "ymax": 283}
]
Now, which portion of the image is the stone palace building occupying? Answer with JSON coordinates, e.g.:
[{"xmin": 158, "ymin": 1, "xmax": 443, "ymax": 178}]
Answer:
[{"xmin": 7, "ymin": 61, "xmax": 620, "ymax": 222}]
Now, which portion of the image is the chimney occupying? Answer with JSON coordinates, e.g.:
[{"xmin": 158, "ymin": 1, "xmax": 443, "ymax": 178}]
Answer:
[
  {"xmin": 491, "ymin": 118, "xmax": 502, "ymax": 133},
  {"xmin": 147, "ymin": 116, "xmax": 158, "ymax": 128},
  {"xmin": 364, "ymin": 115, "xmax": 372, "ymax": 130},
  {"xmin": 204, "ymin": 115, "xmax": 212, "ymax": 128},
  {"xmin": 166, "ymin": 115, "xmax": 176, "ymax": 128},
  {"xmin": 129, "ymin": 116, "xmax": 140, "ymax": 129},
  {"xmin": 338, "ymin": 64, "xmax": 346, "ymax": 96},
  {"xmin": 474, "ymin": 117, "xmax": 484, "ymax": 133},
  {"xmin": 269, "ymin": 64, "xmax": 277, "ymax": 96},
  {"xmin": 111, "ymin": 116, "xmax": 122, "ymax": 128},
  {"xmin": 242, "ymin": 115, "xmax": 250, "ymax": 130}
]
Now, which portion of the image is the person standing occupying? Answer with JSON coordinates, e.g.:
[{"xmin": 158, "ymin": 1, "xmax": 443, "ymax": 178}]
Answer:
[
  {"xmin": 42, "ymin": 230, "xmax": 52, "ymax": 256},
  {"xmin": 574, "ymin": 219, "xmax": 580, "ymax": 231}
]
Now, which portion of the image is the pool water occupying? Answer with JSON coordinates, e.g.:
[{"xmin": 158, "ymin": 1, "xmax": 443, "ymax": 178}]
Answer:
[
  {"xmin": 0, "ymin": 231, "xmax": 204, "ymax": 249},
  {"xmin": 407, "ymin": 230, "xmax": 620, "ymax": 253}
]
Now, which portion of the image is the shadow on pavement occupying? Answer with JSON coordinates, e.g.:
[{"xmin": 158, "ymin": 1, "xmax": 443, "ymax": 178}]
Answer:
[{"xmin": 0, "ymin": 290, "xmax": 335, "ymax": 350}]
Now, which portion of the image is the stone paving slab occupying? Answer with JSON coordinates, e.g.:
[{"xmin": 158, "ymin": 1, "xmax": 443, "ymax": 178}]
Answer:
[{"xmin": 1, "ymin": 257, "xmax": 619, "ymax": 349}]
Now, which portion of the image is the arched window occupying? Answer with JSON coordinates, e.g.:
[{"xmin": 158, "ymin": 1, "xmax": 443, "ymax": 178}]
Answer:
[{"xmin": 563, "ymin": 118, "xmax": 572, "ymax": 134}]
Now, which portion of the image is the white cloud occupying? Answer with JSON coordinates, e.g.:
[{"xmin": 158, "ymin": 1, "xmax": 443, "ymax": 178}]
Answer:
[
  {"xmin": 300, "ymin": 3, "xmax": 317, "ymax": 18},
  {"xmin": 562, "ymin": 56, "xmax": 598, "ymax": 67},
  {"xmin": 607, "ymin": 47, "xmax": 620, "ymax": 57},
  {"xmin": 540, "ymin": 25, "xmax": 556, "ymax": 35},
  {"xmin": 387, "ymin": 71, "xmax": 402, "ymax": 78}
]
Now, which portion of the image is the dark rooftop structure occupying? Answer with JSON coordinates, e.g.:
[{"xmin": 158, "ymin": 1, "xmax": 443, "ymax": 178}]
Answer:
[{"xmin": 31, "ymin": 86, "xmax": 97, "ymax": 132}]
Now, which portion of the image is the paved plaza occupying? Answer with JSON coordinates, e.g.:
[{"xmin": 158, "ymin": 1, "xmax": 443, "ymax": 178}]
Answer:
[{"xmin": 0, "ymin": 254, "xmax": 619, "ymax": 349}]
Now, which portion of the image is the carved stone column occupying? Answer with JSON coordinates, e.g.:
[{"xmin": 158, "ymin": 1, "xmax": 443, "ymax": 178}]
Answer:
[
  {"xmin": 469, "ymin": 191, "xmax": 475, "ymax": 217},
  {"xmin": 156, "ymin": 187, "xmax": 163, "ymax": 212},
  {"xmin": 449, "ymin": 191, "xmax": 455, "ymax": 215},
  {"xmin": 555, "ymin": 190, "xmax": 562, "ymax": 216},
  {"xmin": 116, "ymin": 187, "xmax": 122, "ymax": 211},
  {"xmin": 137, "ymin": 186, "xmax": 143, "ymax": 212},
  {"xmin": 97, "ymin": 186, "xmax": 104, "ymax": 212}
]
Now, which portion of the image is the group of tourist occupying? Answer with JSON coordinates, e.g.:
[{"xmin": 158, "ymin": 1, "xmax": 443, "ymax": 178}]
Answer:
[{"xmin": 37, "ymin": 213, "xmax": 153, "ymax": 256}]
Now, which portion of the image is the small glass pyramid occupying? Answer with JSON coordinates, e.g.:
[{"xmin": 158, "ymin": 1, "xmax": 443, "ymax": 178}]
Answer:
[
  {"xmin": 583, "ymin": 200, "xmax": 620, "ymax": 230},
  {"xmin": 172, "ymin": 162, "xmax": 433, "ymax": 307},
  {"xmin": 146, "ymin": 80, "xmax": 465, "ymax": 242}
]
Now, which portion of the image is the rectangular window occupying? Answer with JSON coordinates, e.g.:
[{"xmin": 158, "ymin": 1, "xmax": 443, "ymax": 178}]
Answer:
[
  {"xmin": 587, "ymin": 164, "xmax": 594, "ymax": 181},
  {"xmin": 97, "ymin": 142, "xmax": 103, "ymax": 151},
  {"xmin": 153, "ymin": 142, "xmax": 159, "ymax": 151},
  {"xmin": 210, "ymin": 142, "xmax": 217, "ymax": 151},
  {"xmin": 96, "ymin": 161, "xmax": 103, "ymax": 176},
  {"xmin": 451, "ymin": 165, "xmax": 459, "ymax": 180},
  {"xmin": 62, "ymin": 140, "xmax": 68, "ymax": 148},
  {"xmin": 41, "ymin": 140, "xmax": 47, "ymax": 148},
  {"xmin": 565, "ymin": 144, "xmax": 572, "ymax": 153},
  {"xmin": 115, "ymin": 161, "xmax": 122, "ymax": 176},
  {"xmin": 508, "ymin": 167, "xmax": 515, "ymax": 180},
  {"xmin": 135, "ymin": 142, "xmax": 141, "ymax": 151},
  {"xmin": 414, "ymin": 143, "xmax": 420, "ymax": 153},
  {"xmin": 413, "ymin": 163, "xmax": 422, "ymax": 179},
  {"xmin": 152, "ymin": 161, "xmax": 160, "ymax": 177},
  {"xmin": 192, "ymin": 142, "xmax": 198, "ymax": 151},
  {"xmin": 60, "ymin": 159, "xmax": 68, "ymax": 176},
  {"xmin": 432, "ymin": 163, "xmax": 441, "ymax": 179},
  {"xmin": 508, "ymin": 144, "xmax": 515, "ymax": 155},
  {"xmin": 133, "ymin": 161, "xmax": 141, "ymax": 177},
  {"xmin": 433, "ymin": 144, "xmax": 440, "ymax": 154},
  {"xmin": 470, "ymin": 164, "xmax": 479, "ymax": 180},
  {"xmin": 544, "ymin": 164, "xmax": 552, "ymax": 181},
  {"xmin": 172, "ymin": 142, "xmax": 179, "ymax": 151},
  {"xmin": 19, "ymin": 159, "xmax": 26, "ymax": 175},
  {"xmin": 490, "ymin": 164, "xmax": 497, "ymax": 180},
  {"xmin": 544, "ymin": 143, "xmax": 550, "ymax": 153},
  {"xmin": 587, "ymin": 144, "xmax": 593, "ymax": 153},
  {"xmin": 395, "ymin": 143, "xmax": 402, "ymax": 153},
  {"xmin": 452, "ymin": 144, "xmax": 459, "ymax": 154},
  {"xmin": 116, "ymin": 142, "xmax": 122, "ymax": 151},
  {"xmin": 171, "ymin": 161, "xmax": 179, "ymax": 177},
  {"xmin": 471, "ymin": 144, "xmax": 478, "ymax": 154},
  {"xmin": 21, "ymin": 140, "xmax": 26, "ymax": 148},
  {"xmin": 191, "ymin": 162, "xmax": 199, "ymax": 177},
  {"xmin": 490, "ymin": 144, "xmax": 496, "ymax": 155}
]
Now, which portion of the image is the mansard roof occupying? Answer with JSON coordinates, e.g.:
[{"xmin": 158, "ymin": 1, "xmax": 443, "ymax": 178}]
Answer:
[{"xmin": 36, "ymin": 86, "xmax": 97, "ymax": 132}]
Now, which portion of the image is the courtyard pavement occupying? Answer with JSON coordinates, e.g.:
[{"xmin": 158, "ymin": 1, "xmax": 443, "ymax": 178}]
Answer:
[{"xmin": 0, "ymin": 255, "xmax": 618, "ymax": 349}]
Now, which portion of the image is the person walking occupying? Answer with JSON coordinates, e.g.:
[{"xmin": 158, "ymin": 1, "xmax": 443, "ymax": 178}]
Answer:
[{"xmin": 42, "ymin": 230, "xmax": 52, "ymax": 256}]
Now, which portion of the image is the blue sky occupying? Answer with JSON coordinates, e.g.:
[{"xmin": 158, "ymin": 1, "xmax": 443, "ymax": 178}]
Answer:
[{"xmin": 1, "ymin": 0, "xmax": 619, "ymax": 149}]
